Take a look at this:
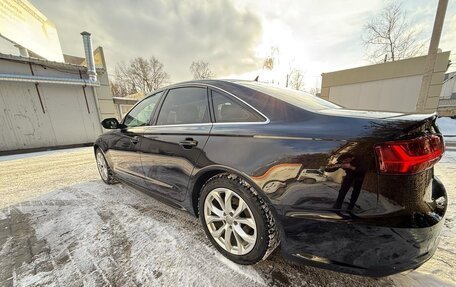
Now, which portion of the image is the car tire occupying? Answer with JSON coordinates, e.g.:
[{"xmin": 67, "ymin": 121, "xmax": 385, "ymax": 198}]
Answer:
[
  {"xmin": 95, "ymin": 149, "xmax": 117, "ymax": 185},
  {"xmin": 198, "ymin": 173, "xmax": 279, "ymax": 265}
]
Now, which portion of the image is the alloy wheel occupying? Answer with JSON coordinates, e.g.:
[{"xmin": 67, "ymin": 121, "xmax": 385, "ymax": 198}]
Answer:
[{"xmin": 204, "ymin": 187, "xmax": 257, "ymax": 255}]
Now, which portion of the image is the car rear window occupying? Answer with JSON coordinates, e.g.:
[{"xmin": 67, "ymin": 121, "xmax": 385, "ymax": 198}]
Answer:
[
  {"xmin": 239, "ymin": 82, "xmax": 341, "ymax": 111},
  {"xmin": 211, "ymin": 90, "xmax": 265, "ymax": 123}
]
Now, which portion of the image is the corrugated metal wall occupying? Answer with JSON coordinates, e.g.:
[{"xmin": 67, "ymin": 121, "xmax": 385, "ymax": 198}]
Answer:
[{"xmin": 0, "ymin": 58, "xmax": 103, "ymax": 152}]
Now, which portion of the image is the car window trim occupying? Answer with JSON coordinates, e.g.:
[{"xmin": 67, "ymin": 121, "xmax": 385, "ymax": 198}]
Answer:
[
  {"xmin": 148, "ymin": 89, "xmax": 168, "ymax": 126},
  {"xmin": 146, "ymin": 123, "xmax": 213, "ymax": 128},
  {"xmin": 206, "ymin": 86, "xmax": 215, "ymax": 123},
  {"xmin": 121, "ymin": 89, "xmax": 166, "ymax": 127},
  {"xmin": 152, "ymin": 86, "xmax": 212, "ymax": 126},
  {"xmin": 209, "ymin": 87, "xmax": 269, "ymax": 125},
  {"xmin": 207, "ymin": 84, "xmax": 269, "ymax": 125},
  {"xmin": 153, "ymin": 83, "xmax": 271, "ymax": 125},
  {"xmin": 144, "ymin": 83, "xmax": 270, "ymax": 128}
]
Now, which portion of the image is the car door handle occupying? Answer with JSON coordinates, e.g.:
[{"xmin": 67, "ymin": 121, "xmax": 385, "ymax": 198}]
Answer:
[
  {"xmin": 179, "ymin": 138, "xmax": 198, "ymax": 149},
  {"xmin": 130, "ymin": 136, "xmax": 139, "ymax": 144}
]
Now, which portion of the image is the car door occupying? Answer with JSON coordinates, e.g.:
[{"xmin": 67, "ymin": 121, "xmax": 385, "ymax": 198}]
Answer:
[
  {"xmin": 139, "ymin": 86, "xmax": 212, "ymax": 202},
  {"xmin": 108, "ymin": 91, "xmax": 163, "ymax": 186}
]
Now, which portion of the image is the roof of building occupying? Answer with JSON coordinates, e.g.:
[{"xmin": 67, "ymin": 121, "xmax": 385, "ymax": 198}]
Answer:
[
  {"xmin": 112, "ymin": 92, "xmax": 145, "ymax": 105},
  {"xmin": 0, "ymin": 51, "xmax": 105, "ymax": 73},
  {"xmin": 444, "ymin": 71, "xmax": 456, "ymax": 81},
  {"xmin": 126, "ymin": 92, "xmax": 145, "ymax": 100}
]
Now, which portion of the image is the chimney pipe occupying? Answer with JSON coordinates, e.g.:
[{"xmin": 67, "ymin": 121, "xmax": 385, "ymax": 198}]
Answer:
[{"xmin": 81, "ymin": 31, "xmax": 97, "ymax": 82}]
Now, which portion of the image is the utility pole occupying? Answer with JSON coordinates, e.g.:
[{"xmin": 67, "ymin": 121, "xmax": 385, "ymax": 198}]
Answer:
[{"xmin": 416, "ymin": 0, "xmax": 448, "ymax": 113}]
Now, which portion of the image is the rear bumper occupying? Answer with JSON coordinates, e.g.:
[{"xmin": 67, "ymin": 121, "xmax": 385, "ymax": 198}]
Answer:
[
  {"xmin": 278, "ymin": 177, "xmax": 447, "ymax": 277},
  {"xmin": 281, "ymin": 219, "xmax": 443, "ymax": 276}
]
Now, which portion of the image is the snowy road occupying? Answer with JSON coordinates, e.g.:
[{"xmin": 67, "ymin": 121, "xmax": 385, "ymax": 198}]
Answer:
[{"xmin": 0, "ymin": 147, "xmax": 455, "ymax": 287}]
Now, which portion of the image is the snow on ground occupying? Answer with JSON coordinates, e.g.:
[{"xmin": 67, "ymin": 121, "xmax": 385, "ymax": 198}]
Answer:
[
  {"xmin": 0, "ymin": 147, "xmax": 98, "ymax": 208},
  {"xmin": 0, "ymin": 147, "xmax": 455, "ymax": 286},
  {"xmin": 0, "ymin": 147, "xmax": 91, "ymax": 162}
]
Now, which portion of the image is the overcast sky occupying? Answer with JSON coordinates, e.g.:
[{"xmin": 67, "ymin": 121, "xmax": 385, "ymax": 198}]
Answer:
[{"xmin": 2, "ymin": 0, "xmax": 456, "ymax": 90}]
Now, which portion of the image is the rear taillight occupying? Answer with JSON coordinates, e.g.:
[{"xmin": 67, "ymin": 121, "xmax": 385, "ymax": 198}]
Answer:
[{"xmin": 374, "ymin": 135, "xmax": 444, "ymax": 175}]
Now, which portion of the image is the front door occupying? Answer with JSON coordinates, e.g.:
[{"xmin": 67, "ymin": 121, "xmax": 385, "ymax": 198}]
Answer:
[
  {"xmin": 108, "ymin": 91, "xmax": 163, "ymax": 186},
  {"xmin": 109, "ymin": 127, "xmax": 146, "ymax": 185},
  {"xmin": 140, "ymin": 87, "xmax": 212, "ymax": 201}
]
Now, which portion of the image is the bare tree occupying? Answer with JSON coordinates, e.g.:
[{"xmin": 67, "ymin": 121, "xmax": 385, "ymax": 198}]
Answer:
[
  {"xmin": 263, "ymin": 56, "xmax": 274, "ymax": 71},
  {"xmin": 289, "ymin": 69, "xmax": 305, "ymax": 90},
  {"xmin": 362, "ymin": 2, "xmax": 425, "ymax": 62},
  {"xmin": 262, "ymin": 47, "xmax": 280, "ymax": 84},
  {"xmin": 308, "ymin": 78, "xmax": 321, "ymax": 96},
  {"xmin": 111, "ymin": 57, "xmax": 170, "ymax": 97},
  {"xmin": 263, "ymin": 47, "xmax": 279, "ymax": 70},
  {"xmin": 308, "ymin": 87, "xmax": 321, "ymax": 96},
  {"xmin": 110, "ymin": 80, "xmax": 130, "ymax": 98},
  {"xmin": 190, "ymin": 60, "xmax": 214, "ymax": 80}
]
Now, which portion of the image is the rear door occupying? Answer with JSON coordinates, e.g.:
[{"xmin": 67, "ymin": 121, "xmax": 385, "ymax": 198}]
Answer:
[
  {"xmin": 140, "ymin": 86, "xmax": 212, "ymax": 201},
  {"xmin": 109, "ymin": 91, "xmax": 163, "ymax": 186}
]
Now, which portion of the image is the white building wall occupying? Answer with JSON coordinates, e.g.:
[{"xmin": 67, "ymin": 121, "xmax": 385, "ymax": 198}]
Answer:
[
  {"xmin": 0, "ymin": 57, "xmax": 106, "ymax": 152},
  {"xmin": 329, "ymin": 75, "xmax": 423, "ymax": 112},
  {"xmin": 0, "ymin": 81, "xmax": 102, "ymax": 151},
  {"xmin": 38, "ymin": 84, "xmax": 101, "ymax": 145},
  {"xmin": 321, "ymin": 52, "xmax": 451, "ymax": 114},
  {"xmin": 0, "ymin": 81, "xmax": 55, "ymax": 150}
]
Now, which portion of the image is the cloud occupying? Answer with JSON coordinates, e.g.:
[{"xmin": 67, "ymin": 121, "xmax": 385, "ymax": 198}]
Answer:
[
  {"xmin": 233, "ymin": 0, "xmax": 385, "ymax": 85},
  {"xmin": 237, "ymin": 0, "xmax": 456, "ymax": 83},
  {"xmin": 23, "ymin": 0, "xmax": 456, "ymax": 85},
  {"xmin": 31, "ymin": 0, "xmax": 262, "ymax": 81}
]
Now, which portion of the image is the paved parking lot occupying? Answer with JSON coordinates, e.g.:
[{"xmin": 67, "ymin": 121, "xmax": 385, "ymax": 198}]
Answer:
[{"xmin": 0, "ymin": 147, "xmax": 455, "ymax": 287}]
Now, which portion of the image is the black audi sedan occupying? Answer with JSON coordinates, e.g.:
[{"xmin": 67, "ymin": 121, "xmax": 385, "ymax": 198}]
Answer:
[{"xmin": 94, "ymin": 80, "xmax": 447, "ymax": 276}]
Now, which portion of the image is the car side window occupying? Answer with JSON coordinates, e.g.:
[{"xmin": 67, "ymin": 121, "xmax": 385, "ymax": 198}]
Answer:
[
  {"xmin": 156, "ymin": 87, "xmax": 210, "ymax": 125},
  {"xmin": 211, "ymin": 90, "xmax": 264, "ymax": 123},
  {"xmin": 124, "ymin": 91, "xmax": 163, "ymax": 127}
]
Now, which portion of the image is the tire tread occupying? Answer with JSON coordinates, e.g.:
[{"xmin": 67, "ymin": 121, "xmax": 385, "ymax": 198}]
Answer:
[
  {"xmin": 198, "ymin": 172, "xmax": 280, "ymax": 263},
  {"xmin": 96, "ymin": 149, "xmax": 118, "ymax": 185}
]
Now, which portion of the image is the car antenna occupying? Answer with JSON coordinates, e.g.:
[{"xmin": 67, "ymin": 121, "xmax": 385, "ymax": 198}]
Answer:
[{"xmin": 254, "ymin": 75, "xmax": 259, "ymax": 81}]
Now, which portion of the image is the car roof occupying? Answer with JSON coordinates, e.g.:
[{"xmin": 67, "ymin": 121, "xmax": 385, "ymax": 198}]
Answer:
[
  {"xmin": 163, "ymin": 79, "xmax": 247, "ymax": 88},
  {"xmin": 156, "ymin": 80, "xmax": 341, "ymax": 121}
]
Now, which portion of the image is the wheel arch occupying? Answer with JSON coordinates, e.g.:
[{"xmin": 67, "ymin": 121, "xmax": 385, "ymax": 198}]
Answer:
[
  {"xmin": 93, "ymin": 141, "xmax": 113, "ymax": 168},
  {"xmin": 189, "ymin": 167, "xmax": 226, "ymax": 217},
  {"xmin": 189, "ymin": 166, "xmax": 283, "ymax": 234},
  {"xmin": 93, "ymin": 139, "xmax": 106, "ymax": 154},
  {"xmin": 93, "ymin": 143, "xmax": 99, "ymax": 155}
]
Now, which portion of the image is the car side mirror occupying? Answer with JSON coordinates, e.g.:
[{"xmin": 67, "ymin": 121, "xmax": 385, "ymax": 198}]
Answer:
[{"xmin": 101, "ymin": 118, "xmax": 122, "ymax": 129}]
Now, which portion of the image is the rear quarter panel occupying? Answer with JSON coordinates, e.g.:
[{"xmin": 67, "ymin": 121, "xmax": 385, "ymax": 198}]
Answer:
[
  {"xmin": 198, "ymin": 115, "xmax": 445, "ymax": 228},
  {"xmin": 197, "ymin": 117, "xmax": 446, "ymax": 274},
  {"xmin": 199, "ymin": 121, "xmax": 381, "ymax": 219}
]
